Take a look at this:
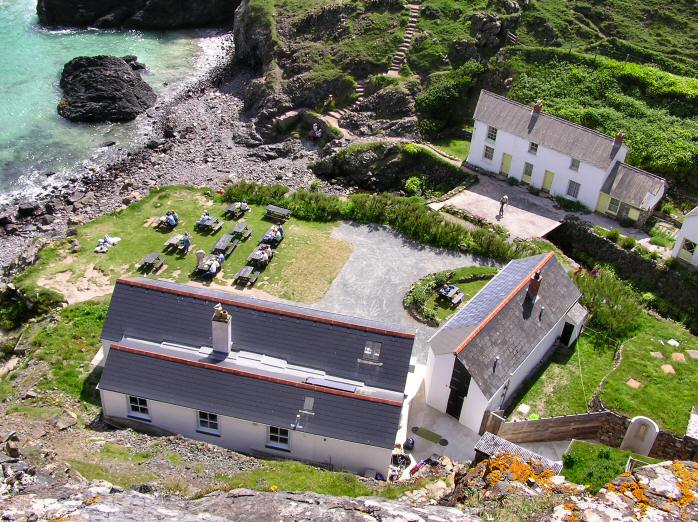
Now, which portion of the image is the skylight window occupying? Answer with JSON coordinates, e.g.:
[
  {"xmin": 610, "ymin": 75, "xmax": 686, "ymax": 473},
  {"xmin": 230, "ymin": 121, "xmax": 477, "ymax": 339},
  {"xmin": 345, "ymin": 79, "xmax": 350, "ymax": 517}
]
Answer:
[{"xmin": 363, "ymin": 340, "xmax": 382, "ymax": 362}]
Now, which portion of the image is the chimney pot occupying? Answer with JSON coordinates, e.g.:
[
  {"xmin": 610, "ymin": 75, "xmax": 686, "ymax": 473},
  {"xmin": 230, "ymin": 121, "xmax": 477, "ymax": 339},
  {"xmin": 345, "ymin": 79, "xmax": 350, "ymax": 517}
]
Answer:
[
  {"xmin": 212, "ymin": 303, "xmax": 232, "ymax": 355},
  {"xmin": 533, "ymin": 100, "xmax": 543, "ymax": 114},
  {"xmin": 615, "ymin": 130, "xmax": 625, "ymax": 145},
  {"xmin": 527, "ymin": 271, "xmax": 542, "ymax": 301}
]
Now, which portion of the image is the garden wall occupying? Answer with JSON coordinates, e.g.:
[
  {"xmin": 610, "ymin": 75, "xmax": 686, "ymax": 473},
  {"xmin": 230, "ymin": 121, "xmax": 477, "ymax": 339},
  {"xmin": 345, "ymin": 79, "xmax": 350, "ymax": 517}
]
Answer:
[{"xmin": 548, "ymin": 218, "xmax": 698, "ymax": 333}]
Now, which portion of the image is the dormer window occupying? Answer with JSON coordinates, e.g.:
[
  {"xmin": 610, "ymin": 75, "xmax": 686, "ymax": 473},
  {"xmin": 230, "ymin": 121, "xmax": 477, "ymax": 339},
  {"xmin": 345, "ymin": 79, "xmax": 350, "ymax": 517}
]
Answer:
[
  {"xmin": 570, "ymin": 158, "xmax": 580, "ymax": 171},
  {"xmin": 528, "ymin": 142, "xmax": 538, "ymax": 155},
  {"xmin": 363, "ymin": 340, "xmax": 382, "ymax": 362},
  {"xmin": 486, "ymin": 126, "xmax": 498, "ymax": 141}
]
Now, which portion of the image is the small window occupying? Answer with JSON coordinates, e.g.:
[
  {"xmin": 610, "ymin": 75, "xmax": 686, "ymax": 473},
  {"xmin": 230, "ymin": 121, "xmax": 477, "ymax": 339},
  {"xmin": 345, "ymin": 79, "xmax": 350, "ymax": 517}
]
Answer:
[
  {"xmin": 566, "ymin": 180, "xmax": 581, "ymax": 199},
  {"xmin": 528, "ymin": 142, "xmax": 538, "ymax": 154},
  {"xmin": 128, "ymin": 396, "xmax": 150, "ymax": 420},
  {"xmin": 486, "ymin": 126, "xmax": 497, "ymax": 141},
  {"xmin": 363, "ymin": 340, "xmax": 382, "ymax": 361},
  {"xmin": 682, "ymin": 239, "xmax": 697, "ymax": 255},
  {"xmin": 198, "ymin": 411, "xmax": 219, "ymax": 434},
  {"xmin": 607, "ymin": 197, "xmax": 620, "ymax": 214},
  {"xmin": 268, "ymin": 426, "xmax": 290, "ymax": 450},
  {"xmin": 523, "ymin": 162, "xmax": 533, "ymax": 178},
  {"xmin": 303, "ymin": 397, "xmax": 315, "ymax": 412},
  {"xmin": 570, "ymin": 158, "xmax": 580, "ymax": 171},
  {"xmin": 483, "ymin": 145, "xmax": 494, "ymax": 160}
]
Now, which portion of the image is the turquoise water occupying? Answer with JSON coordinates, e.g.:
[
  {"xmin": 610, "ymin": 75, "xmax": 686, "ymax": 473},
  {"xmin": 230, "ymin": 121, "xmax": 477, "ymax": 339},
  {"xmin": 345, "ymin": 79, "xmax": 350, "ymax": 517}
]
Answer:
[{"xmin": 0, "ymin": 0, "xmax": 209, "ymax": 198}]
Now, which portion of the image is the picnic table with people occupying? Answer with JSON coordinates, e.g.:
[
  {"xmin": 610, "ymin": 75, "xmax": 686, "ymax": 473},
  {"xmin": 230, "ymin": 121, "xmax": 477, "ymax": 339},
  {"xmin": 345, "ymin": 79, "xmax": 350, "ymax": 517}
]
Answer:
[
  {"xmin": 223, "ymin": 201, "xmax": 250, "ymax": 220},
  {"xmin": 438, "ymin": 283, "xmax": 465, "ymax": 306},
  {"xmin": 247, "ymin": 243, "xmax": 274, "ymax": 267},
  {"xmin": 195, "ymin": 210, "xmax": 223, "ymax": 233},
  {"xmin": 164, "ymin": 233, "xmax": 192, "ymax": 253},
  {"xmin": 260, "ymin": 224, "xmax": 284, "ymax": 246},
  {"xmin": 230, "ymin": 222, "xmax": 253, "ymax": 240},
  {"xmin": 138, "ymin": 252, "xmax": 164, "ymax": 272},
  {"xmin": 234, "ymin": 265, "xmax": 260, "ymax": 286},
  {"xmin": 196, "ymin": 251, "xmax": 226, "ymax": 277},
  {"xmin": 264, "ymin": 204, "xmax": 291, "ymax": 223},
  {"xmin": 212, "ymin": 234, "xmax": 239, "ymax": 257},
  {"xmin": 156, "ymin": 210, "xmax": 179, "ymax": 230}
]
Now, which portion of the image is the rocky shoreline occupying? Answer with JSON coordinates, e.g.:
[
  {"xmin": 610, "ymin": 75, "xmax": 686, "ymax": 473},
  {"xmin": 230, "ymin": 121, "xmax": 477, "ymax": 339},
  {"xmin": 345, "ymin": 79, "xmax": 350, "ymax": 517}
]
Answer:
[{"xmin": 0, "ymin": 34, "xmax": 345, "ymax": 280}]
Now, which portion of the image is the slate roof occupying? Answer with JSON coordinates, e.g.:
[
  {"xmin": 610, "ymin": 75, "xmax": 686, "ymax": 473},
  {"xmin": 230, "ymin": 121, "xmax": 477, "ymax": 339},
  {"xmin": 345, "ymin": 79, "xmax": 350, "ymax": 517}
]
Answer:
[
  {"xmin": 687, "ymin": 207, "xmax": 698, "ymax": 219},
  {"xmin": 601, "ymin": 162, "xmax": 666, "ymax": 210},
  {"xmin": 430, "ymin": 253, "xmax": 581, "ymax": 399},
  {"xmin": 100, "ymin": 344, "xmax": 402, "ymax": 449},
  {"xmin": 475, "ymin": 432, "xmax": 563, "ymax": 473},
  {"xmin": 102, "ymin": 278, "xmax": 415, "ymax": 393},
  {"xmin": 473, "ymin": 90, "xmax": 625, "ymax": 170}
]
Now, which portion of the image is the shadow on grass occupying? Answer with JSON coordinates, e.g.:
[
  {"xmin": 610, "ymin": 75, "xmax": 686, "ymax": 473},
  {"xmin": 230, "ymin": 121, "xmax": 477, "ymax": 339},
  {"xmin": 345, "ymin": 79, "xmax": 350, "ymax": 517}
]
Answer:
[{"xmin": 80, "ymin": 366, "xmax": 103, "ymax": 407}]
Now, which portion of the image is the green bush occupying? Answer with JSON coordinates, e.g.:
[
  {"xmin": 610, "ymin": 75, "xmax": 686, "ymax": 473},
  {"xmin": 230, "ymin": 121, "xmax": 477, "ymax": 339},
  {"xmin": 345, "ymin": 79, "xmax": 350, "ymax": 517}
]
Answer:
[
  {"xmin": 619, "ymin": 236, "xmax": 636, "ymax": 250},
  {"xmin": 605, "ymin": 228, "xmax": 621, "ymax": 243},
  {"xmin": 0, "ymin": 285, "xmax": 65, "ymax": 331},
  {"xmin": 404, "ymin": 176, "xmax": 423, "ymax": 196},
  {"xmin": 660, "ymin": 202, "xmax": 676, "ymax": 215},
  {"xmin": 528, "ymin": 186, "xmax": 540, "ymax": 195},
  {"xmin": 507, "ymin": 177, "xmax": 520, "ymax": 186},
  {"xmin": 619, "ymin": 217, "xmax": 636, "ymax": 228},
  {"xmin": 554, "ymin": 196, "xmax": 590, "ymax": 213},
  {"xmin": 222, "ymin": 182, "xmax": 289, "ymax": 205}
]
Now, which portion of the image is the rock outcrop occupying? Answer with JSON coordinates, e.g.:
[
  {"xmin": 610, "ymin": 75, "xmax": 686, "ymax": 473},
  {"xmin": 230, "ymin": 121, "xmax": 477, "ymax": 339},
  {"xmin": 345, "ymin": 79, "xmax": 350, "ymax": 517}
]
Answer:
[
  {"xmin": 57, "ymin": 56, "xmax": 156, "ymax": 122},
  {"xmin": 233, "ymin": 0, "xmax": 277, "ymax": 71},
  {"xmin": 36, "ymin": 0, "xmax": 237, "ymax": 29}
]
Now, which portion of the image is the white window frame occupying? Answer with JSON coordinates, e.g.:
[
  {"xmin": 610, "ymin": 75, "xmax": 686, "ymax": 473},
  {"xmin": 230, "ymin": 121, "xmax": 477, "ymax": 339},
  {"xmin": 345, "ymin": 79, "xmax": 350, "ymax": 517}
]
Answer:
[
  {"xmin": 267, "ymin": 426, "xmax": 290, "ymax": 450},
  {"xmin": 528, "ymin": 142, "xmax": 538, "ymax": 155},
  {"xmin": 127, "ymin": 396, "xmax": 150, "ymax": 421},
  {"xmin": 566, "ymin": 180, "xmax": 581, "ymax": 199},
  {"xmin": 607, "ymin": 197, "xmax": 620, "ymax": 214},
  {"xmin": 483, "ymin": 145, "xmax": 494, "ymax": 161},
  {"xmin": 486, "ymin": 126, "xmax": 497, "ymax": 142},
  {"xmin": 682, "ymin": 239, "xmax": 696, "ymax": 255},
  {"xmin": 570, "ymin": 158, "xmax": 580, "ymax": 171},
  {"xmin": 363, "ymin": 340, "xmax": 382, "ymax": 362},
  {"xmin": 197, "ymin": 410, "xmax": 220, "ymax": 435}
]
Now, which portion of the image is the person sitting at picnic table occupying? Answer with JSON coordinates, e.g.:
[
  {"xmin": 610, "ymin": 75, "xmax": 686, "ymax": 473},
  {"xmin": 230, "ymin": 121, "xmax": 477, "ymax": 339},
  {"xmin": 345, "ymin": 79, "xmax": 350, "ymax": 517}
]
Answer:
[
  {"xmin": 199, "ymin": 210, "xmax": 210, "ymax": 225},
  {"xmin": 208, "ymin": 259, "xmax": 220, "ymax": 275},
  {"xmin": 217, "ymin": 253, "xmax": 225, "ymax": 264},
  {"xmin": 241, "ymin": 200, "xmax": 249, "ymax": 212},
  {"xmin": 181, "ymin": 233, "xmax": 191, "ymax": 252},
  {"xmin": 165, "ymin": 210, "xmax": 178, "ymax": 227}
]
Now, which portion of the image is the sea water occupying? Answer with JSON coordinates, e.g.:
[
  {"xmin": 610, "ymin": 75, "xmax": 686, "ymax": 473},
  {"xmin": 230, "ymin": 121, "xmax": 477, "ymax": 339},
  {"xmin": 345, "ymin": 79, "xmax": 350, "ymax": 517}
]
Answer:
[{"xmin": 0, "ymin": 0, "xmax": 218, "ymax": 201}]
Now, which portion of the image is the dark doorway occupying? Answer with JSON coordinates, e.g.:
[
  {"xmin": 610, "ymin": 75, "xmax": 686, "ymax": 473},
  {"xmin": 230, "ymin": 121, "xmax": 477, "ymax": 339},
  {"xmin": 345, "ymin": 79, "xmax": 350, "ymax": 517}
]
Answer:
[
  {"xmin": 446, "ymin": 358, "xmax": 471, "ymax": 419},
  {"xmin": 560, "ymin": 322, "xmax": 575, "ymax": 346}
]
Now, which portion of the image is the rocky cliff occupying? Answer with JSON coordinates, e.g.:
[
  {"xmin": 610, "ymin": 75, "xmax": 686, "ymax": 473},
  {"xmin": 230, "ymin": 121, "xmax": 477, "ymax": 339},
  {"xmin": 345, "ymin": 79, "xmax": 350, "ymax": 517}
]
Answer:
[{"xmin": 36, "ymin": 0, "xmax": 237, "ymax": 29}]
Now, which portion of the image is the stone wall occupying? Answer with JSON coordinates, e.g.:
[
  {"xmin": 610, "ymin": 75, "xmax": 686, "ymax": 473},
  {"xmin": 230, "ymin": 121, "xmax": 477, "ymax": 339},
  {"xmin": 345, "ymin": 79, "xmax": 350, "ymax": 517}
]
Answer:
[{"xmin": 548, "ymin": 218, "xmax": 698, "ymax": 333}]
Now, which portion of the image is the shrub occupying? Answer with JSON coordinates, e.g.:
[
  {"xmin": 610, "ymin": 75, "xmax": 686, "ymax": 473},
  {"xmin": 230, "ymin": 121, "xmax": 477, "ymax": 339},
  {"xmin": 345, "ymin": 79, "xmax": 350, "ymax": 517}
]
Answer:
[
  {"xmin": 528, "ymin": 186, "xmax": 540, "ymax": 195},
  {"xmin": 404, "ymin": 176, "xmax": 423, "ymax": 196},
  {"xmin": 619, "ymin": 236, "xmax": 636, "ymax": 250},
  {"xmin": 660, "ymin": 202, "xmax": 676, "ymax": 215},
  {"xmin": 648, "ymin": 225, "xmax": 675, "ymax": 248},
  {"xmin": 554, "ymin": 196, "xmax": 590, "ymax": 213},
  {"xmin": 605, "ymin": 228, "xmax": 620, "ymax": 243},
  {"xmin": 222, "ymin": 182, "xmax": 289, "ymax": 205},
  {"xmin": 507, "ymin": 177, "xmax": 520, "ymax": 186},
  {"xmin": 309, "ymin": 180, "xmax": 321, "ymax": 192},
  {"xmin": 619, "ymin": 217, "xmax": 636, "ymax": 228}
]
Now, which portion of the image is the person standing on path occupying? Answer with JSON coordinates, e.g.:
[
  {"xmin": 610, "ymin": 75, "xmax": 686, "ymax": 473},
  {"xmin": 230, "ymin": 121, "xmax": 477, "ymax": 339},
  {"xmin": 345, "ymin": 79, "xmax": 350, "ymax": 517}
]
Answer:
[{"xmin": 499, "ymin": 195, "xmax": 509, "ymax": 216}]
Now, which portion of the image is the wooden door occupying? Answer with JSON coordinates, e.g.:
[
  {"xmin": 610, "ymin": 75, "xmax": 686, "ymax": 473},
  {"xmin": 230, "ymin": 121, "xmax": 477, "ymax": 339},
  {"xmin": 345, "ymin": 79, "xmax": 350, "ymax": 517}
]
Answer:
[
  {"xmin": 446, "ymin": 358, "xmax": 471, "ymax": 419},
  {"xmin": 500, "ymin": 153, "xmax": 512, "ymax": 175},
  {"xmin": 543, "ymin": 170, "xmax": 555, "ymax": 192}
]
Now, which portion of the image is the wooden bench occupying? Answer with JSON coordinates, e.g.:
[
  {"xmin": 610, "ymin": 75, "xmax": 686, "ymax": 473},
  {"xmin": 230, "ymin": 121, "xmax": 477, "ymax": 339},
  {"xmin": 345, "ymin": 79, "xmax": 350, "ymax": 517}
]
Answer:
[
  {"xmin": 264, "ymin": 204, "xmax": 291, "ymax": 223},
  {"xmin": 249, "ymin": 271, "xmax": 261, "ymax": 286}
]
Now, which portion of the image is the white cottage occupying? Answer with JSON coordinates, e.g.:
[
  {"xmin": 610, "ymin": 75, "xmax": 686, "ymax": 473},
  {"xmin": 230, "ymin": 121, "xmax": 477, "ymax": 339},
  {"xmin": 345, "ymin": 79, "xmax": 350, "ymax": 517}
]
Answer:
[
  {"xmin": 672, "ymin": 207, "xmax": 698, "ymax": 267},
  {"xmin": 424, "ymin": 253, "xmax": 587, "ymax": 433},
  {"xmin": 97, "ymin": 278, "xmax": 416, "ymax": 476},
  {"xmin": 467, "ymin": 90, "xmax": 666, "ymax": 226}
]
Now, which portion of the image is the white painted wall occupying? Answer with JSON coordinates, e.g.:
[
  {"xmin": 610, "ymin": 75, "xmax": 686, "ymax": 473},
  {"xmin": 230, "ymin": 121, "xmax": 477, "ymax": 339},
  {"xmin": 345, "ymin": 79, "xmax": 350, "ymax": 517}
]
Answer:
[
  {"xmin": 485, "ymin": 312, "xmax": 567, "ymax": 413},
  {"xmin": 100, "ymin": 389, "xmax": 393, "ymax": 475},
  {"xmin": 424, "ymin": 349, "xmax": 454, "ymax": 413},
  {"xmin": 672, "ymin": 215, "xmax": 698, "ymax": 266},
  {"xmin": 467, "ymin": 120, "xmax": 628, "ymax": 211},
  {"xmin": 458, "ymin": 381, "xmax": 489, "ymax": 433}
]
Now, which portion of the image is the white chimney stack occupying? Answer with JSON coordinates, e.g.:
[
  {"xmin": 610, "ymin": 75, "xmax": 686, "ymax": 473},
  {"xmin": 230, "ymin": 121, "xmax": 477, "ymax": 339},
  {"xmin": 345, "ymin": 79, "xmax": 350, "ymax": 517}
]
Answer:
[{"xmin": 211, "ymin": 303, "xmax": 232, "ymax": 356}]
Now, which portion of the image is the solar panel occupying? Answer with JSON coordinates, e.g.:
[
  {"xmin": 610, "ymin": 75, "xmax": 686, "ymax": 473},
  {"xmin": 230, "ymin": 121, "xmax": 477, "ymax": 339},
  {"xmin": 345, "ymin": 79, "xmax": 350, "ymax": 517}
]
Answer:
[{"xmin": 306, "ymin": 377, "xmax": 357, "ymax": 393}]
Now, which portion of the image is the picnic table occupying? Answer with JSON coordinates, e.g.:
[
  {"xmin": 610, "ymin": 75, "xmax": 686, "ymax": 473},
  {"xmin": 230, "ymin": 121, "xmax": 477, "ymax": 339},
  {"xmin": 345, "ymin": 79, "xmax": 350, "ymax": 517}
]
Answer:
[
  {"xmin": 230, "ymin": 222, "xmax": 253, "ymax": 241},
  {"xmin": 138, "ymin": 252, "xmax": 164, "ymax": 272},
  {"xmin": 247, "ymin": 245, "xmax": 274, "ymax": 266},
  {"xmin": 195, "ymin": 215, "xmax": 223, "ymax": 234},
  {"xmin": 212, "ymin": 234, "xmax": 239, "ymax": 257},
  {"xmin": 155, "ymin": 215, "xmax": 177, "ymax": 230},
  {"xmin": 264, "ymin": 204, "xmax": 291, "ymax": 223},
  {"xmin": 234, "ymin": 266, "xmax": 260, "ymax": 286},
  {"xmin": 164, "ymin": 234, "xmax": 184, "ymax": 250},
  {"xmin": 260, "ymin": 224, "xmax": 283, "ymax": 246},
  {"xmin": 438, "ymin": 284, "xmax": 465, "ymax": 306},
  {"xmin": 224, "ymin": 202, "xmax": 247, "ymax": 220},
  {"xmin": 197, "ymin": 253, "xmax": 223, "ymax": 274}
]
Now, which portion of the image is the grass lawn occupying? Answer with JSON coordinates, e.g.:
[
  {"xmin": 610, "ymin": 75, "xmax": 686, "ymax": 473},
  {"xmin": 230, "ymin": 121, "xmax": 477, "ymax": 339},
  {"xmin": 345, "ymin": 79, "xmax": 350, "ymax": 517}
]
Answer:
[
  {"xmin": 68, "ymin": 459, "xmax": 156, "ymax": 489},
  {"xmin": 426, "ymin": 275, "xmax": 491, "ymax": 323},
  {"xmin": 510, "ymin": 314, "xmax": 698, "ymax": 434},
  {"xmin": 428, "ymin": 138, "xmax": 471, "ymax": 161},
  {"xmin": 16, "ymin": 186, "xmax": 350, "ymax": 305},
  {"xmin": 212, "ymin": 460, "xmax": 426, "ymax": 499},
  {"xmin": 562, "ymin": 441, "xmax": 661, "ymax": 493}
]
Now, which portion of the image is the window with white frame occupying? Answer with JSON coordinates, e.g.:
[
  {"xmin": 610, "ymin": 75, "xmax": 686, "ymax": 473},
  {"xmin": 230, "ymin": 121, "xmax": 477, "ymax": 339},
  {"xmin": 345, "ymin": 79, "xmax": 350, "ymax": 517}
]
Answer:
[
  {"xmin": 197, "ymin": 411, "xmax": 219, "ymax": 435},
  {"xmin": 570, "ymin": 158, "xmax": 580, "ymax": 171},
  {"xmin": 268, "ymin": 426, "xmax": 290, "ymax": 450},
  {"xmin": 363, "ymin": 340, "xmax": 382, "ymax": 362},
  {"xmin": 128, "ymin": 396, "xmax": 150, "ymax": 420},
  {"xmin": 528, "ymin": 142, "xmax": 538, "ymax": 154},
  {"xmin": 486, "ymin": 126, "xmax": 497, "ymax": 141},
  {"xmin": 483, "ymin": 145, "xmax": 494, "ymax": 160},
  {"xmin": 681, "ymin": 239, "xmax": 696, "ymax": 255},
  {"xmin": 566, "ymin": 180, "xmax": 581, "ymax": 199},
  {"xmin": 607, "ymin": 197, "xmax": 620, "ymax": 214}
]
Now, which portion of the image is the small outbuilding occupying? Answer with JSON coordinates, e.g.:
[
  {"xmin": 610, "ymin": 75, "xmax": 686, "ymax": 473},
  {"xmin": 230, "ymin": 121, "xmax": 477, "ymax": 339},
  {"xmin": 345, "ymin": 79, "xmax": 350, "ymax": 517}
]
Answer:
[{"xmin": 672, "ymin": 207, "xmax": 698, "ymax": 267}]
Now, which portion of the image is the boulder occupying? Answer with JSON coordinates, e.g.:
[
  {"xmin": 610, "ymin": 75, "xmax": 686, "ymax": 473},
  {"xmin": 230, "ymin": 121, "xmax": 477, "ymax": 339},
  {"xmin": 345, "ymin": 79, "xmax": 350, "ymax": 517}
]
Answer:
[
  {"xmin": 57, "ymin": 56, "xmax": 156, "ymax": 123},
  {"xmin": 37, "ymin": 0, "xmax": 237, "ymax": 29},
  {"xmin": 357, "ymin": 89, "xmax": 415, "ymax": 119},
  {"xmin": 234, "ymin": 0, "xmax": 277, "ymax": 71}
]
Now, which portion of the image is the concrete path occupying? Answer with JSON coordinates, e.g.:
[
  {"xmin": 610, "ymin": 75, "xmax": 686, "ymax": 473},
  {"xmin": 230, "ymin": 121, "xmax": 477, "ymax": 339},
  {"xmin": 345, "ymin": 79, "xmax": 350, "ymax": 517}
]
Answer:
[{"xmin": 313, "ymin": 223, "xmax": 493, "ymax": 362}]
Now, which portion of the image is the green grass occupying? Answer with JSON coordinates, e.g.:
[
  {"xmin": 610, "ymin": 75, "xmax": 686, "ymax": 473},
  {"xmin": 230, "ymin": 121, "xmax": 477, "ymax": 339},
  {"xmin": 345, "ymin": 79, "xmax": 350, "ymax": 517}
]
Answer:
[
  {"xmin": 648, "ymin": 225, "xmax": 675, "ymax": 248},
  {"xmin": 562, "ymin": 441, "xmax": 661, "ymax": 493},
  {"xmin": 16, "ymin": 186, "xmax": 346, "ymax": 305},
  {"xmin": 68, "ymin": 459, "xmax": 156, "ymax": 489},
  {"xmin": 599, "ymin": 315, "xmax": 698, "ymax": 435},
  {"xmin": 213, "ymin": 460, "xmax": 426, "ymax": 499},
  {"xmin": 166, "ymin": 452, "xmax": 184, "ymax": 466},
  {"xmin": 6, "ymin": 404, "xmax": 63, "ymax": 420},
  {"xmin": 426, "ymin": 276, "xmax": 490, "ymax": 322},
  {"xmin": 100, "ymin": 443, "xmax": 154, "ymax": 464},
  {"xmin": 428, "ymin": 138, "xmax": 471, "ymax": 161}
]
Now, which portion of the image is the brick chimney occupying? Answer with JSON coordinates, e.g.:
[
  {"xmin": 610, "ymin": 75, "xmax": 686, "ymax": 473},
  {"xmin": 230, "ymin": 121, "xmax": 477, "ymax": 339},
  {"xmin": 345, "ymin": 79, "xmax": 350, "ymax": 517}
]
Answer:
[
  {"xmin": 615, "ymin": 130, "xmax": 625, "ymax": 145},
  {"xmin": 532, "ymin": 100, "xmax": 543, "ymax": 114},
  {"xmin": 211, "ymin": 303, "xmax": 232, "ymax": 356},
  {"xmin": 527, "ymin": 271, "xmax": 542, "ymax": 301}
]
